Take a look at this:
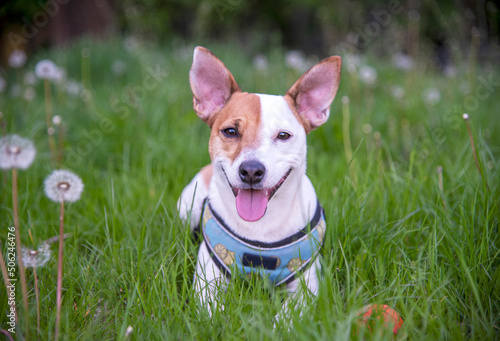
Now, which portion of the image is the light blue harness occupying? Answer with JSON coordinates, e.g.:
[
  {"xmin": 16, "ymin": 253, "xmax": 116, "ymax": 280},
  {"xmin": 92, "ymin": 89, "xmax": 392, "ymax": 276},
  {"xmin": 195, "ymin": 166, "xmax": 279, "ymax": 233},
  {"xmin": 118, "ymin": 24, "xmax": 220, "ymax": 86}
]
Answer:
[{"xmin": 200, "ymin": 199, "xmax": 326, "ymax": 286}]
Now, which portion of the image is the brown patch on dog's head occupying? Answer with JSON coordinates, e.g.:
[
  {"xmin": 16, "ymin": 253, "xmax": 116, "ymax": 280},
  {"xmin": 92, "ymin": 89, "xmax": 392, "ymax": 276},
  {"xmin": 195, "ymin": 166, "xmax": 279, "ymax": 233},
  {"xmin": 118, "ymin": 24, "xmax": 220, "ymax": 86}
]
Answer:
[{"xmin": 208, "ymin": 92, "xmax": 262, "ymax": 163}]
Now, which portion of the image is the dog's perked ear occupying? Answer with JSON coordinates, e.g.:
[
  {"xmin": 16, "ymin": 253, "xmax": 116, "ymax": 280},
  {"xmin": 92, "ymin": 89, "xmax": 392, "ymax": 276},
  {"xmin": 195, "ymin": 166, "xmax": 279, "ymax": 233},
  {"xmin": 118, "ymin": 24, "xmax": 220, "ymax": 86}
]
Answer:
[
  {"xmin": 285, "ymin": 56, "xmax": 342, "ymax": 133},
  {"xmin": 189, "ymin": 46, "xmax": 241, "ymax": 126}
]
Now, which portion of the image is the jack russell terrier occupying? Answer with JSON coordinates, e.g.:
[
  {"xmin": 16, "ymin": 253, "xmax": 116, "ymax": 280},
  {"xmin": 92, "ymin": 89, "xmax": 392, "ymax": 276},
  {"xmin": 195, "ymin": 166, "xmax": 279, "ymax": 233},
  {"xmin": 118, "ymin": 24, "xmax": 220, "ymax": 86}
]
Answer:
[{"xmin": 178, "ymin": 46, "xmax": 341, "ymax": 320}]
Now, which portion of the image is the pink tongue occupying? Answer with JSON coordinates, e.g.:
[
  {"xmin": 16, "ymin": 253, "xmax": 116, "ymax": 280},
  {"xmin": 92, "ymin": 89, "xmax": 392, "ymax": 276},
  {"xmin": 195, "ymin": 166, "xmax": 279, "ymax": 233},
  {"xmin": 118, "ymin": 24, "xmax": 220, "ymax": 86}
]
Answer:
[{"xmin": 235, "ymin": 189, "xmax": 268, "ymax": 222}]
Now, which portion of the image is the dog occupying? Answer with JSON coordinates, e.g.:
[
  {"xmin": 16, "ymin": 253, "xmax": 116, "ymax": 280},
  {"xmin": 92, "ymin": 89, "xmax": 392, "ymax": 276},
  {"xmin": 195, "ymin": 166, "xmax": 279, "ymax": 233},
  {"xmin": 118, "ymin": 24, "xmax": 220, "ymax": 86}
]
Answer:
[{"xmin": 178, "ymin": 46, "xmax": 341, "ymax": 321}]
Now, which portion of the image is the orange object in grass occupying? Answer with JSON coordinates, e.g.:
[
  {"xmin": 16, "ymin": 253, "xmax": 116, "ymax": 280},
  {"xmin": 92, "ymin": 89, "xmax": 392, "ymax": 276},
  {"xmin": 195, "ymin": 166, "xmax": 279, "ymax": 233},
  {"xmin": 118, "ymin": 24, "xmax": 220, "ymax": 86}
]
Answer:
[{"xmin": 359, "ymin": 304, "xmax": 403, "ymax": 335}]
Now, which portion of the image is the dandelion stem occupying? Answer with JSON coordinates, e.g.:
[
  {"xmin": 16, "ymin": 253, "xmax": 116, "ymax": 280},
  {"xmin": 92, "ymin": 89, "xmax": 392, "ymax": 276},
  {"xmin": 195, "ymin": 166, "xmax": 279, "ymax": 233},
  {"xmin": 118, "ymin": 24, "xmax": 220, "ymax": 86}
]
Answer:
[
  {"xmin": 55, "ymin": 200, "xmax": 65, "ymax": 341},
  {"xmin": 44, "ymin": 79, "xmax": 57, "ymax": 163},
  {"xmin": 342, "ymin": 96, "xmax": 358, "ymax": 189},
  {"xmin": 437, "ymin": 166, "xmax": 448, "ymax": 211},
  {"xmin": 57, "ymin": 124, "xmax": 65, "ymax": 165},
  {"xmin": 28, "ymin": 229, "xmax": 41, "ymax": 339},
  {"xmin": 466, "ymin": 120, "xmax": 481, "ymax": 175},
  {"xmin": 12, "ymin": 168, "xmax": 30, "ymax": 335},
  {"xmin": 34, "ymin": 268, "xmax": 40, "ymax": 338},
  {"xmin": 44, "ymin": 80, "xmax": 53, "ymax": 128},
  {"xmin": 463, "ymin": 114, "xmax": 489, "ymax": 189}
]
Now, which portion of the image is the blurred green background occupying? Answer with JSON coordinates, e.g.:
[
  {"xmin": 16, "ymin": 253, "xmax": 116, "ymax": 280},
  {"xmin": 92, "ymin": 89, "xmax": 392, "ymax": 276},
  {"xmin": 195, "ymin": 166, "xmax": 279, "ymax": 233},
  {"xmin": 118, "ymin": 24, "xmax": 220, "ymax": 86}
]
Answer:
[{"xmin": 1, "ymin": 0, "xmax": 499, "ymax": 68}]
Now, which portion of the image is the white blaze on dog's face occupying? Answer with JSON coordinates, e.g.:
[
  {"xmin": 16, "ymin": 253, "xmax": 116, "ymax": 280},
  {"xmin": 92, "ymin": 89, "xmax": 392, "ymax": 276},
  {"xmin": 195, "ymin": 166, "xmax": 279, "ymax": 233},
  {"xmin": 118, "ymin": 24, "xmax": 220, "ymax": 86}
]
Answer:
[
  {"xmin": 190, "ymin": 47, "xmax": 341, "ymax": 222},
  {"xmin": 208, "ymin": 93, "xmax": 308, "ymax": 222}
]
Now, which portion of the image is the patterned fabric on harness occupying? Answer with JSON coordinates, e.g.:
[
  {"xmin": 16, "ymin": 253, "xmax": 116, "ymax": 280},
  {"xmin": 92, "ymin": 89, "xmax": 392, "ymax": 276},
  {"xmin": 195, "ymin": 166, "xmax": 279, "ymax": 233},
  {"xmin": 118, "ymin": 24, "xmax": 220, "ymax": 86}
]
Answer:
[{"xmin": 199, "ymin": 199, "xmax": 326, "ymax": 286}]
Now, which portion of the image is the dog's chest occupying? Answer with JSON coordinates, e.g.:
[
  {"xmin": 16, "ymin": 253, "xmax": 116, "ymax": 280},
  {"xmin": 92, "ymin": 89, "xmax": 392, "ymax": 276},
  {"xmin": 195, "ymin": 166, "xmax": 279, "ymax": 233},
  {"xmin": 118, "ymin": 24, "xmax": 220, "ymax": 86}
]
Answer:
[{"xmin": 200, "ymin": 200, "xmax": 327, "ymax": 286}]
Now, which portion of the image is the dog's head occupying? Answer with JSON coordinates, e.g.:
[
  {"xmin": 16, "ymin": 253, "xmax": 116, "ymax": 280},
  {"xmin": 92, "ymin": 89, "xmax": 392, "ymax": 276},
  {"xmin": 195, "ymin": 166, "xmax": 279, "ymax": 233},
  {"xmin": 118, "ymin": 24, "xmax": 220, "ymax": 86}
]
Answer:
[{"xmin": 190, "ymin": 47, "xmax": 341, "ymax": 222}]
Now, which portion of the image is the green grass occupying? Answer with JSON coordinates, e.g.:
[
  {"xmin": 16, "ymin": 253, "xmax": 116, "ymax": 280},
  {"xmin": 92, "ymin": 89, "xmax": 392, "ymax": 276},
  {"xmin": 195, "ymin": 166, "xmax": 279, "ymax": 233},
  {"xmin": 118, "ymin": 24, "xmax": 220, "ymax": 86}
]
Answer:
[{"xmin": 0, "ymin": 38, "xmax": 499, "ymax": 340}]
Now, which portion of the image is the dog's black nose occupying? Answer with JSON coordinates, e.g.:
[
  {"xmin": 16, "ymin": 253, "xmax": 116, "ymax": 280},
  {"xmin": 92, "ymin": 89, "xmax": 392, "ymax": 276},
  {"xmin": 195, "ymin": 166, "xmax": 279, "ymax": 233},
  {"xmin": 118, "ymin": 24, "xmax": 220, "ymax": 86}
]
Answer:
[{"xmin": 239, "ymin": 160, "xmax": 266, "ymax": 185}]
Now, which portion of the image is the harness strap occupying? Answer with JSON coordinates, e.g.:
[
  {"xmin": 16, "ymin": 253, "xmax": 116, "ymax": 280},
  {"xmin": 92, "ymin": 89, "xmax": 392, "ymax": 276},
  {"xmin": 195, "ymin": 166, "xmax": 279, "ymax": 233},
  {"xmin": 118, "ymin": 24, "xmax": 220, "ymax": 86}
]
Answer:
[{"xmin": 200, "ymin": 199, "xmax": 326, "ymax": 286}]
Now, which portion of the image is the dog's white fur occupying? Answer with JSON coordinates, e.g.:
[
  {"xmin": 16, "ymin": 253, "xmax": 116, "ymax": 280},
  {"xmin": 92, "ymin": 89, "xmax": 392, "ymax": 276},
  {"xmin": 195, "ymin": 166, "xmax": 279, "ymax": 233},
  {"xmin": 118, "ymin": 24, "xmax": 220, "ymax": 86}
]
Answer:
[{"xmin": 178, "ymin": 46, "xmax": 341, "ymax": 322}]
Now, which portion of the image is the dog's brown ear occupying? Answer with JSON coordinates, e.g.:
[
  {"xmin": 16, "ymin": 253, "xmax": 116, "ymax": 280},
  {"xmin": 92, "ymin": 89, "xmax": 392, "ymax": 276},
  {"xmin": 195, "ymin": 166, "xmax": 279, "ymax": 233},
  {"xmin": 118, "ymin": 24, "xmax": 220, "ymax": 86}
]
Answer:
[
  {"xmin": 285, "ymin": 56, "xmax": 341, "ymax": 133},
  {"xmin": 189, "ymin": 47, "xmax": 240, "ymax": 126}
]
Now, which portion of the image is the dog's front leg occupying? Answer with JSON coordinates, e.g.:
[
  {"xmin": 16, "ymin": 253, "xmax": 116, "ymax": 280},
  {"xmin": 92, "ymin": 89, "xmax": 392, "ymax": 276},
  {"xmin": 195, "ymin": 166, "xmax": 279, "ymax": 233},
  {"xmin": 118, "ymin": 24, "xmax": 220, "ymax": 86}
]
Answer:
[
  {"xmin": 275, "ymin": 258, "xmax": 322, "ymax": 326},
  {"xmin": 194, "ymin": 242, "xmax": 228, "ymax": 316}
]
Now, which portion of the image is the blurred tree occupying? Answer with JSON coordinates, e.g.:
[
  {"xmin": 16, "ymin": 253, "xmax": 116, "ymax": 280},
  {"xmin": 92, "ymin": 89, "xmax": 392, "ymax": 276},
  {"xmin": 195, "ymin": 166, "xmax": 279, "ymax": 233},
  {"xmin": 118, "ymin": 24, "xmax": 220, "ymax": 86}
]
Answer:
[{"xmin": 0, "ymin": 0, "xmax": 498, "ymax": 66}]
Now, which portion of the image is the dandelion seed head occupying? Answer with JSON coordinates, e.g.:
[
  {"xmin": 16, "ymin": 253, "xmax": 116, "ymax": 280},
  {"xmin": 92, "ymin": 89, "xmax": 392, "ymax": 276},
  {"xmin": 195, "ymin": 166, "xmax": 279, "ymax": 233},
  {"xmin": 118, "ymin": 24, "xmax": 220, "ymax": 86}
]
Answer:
[
  {"xmin": 93, "ymin": 306, "xmax": 102, "ymax": 320},
  {"xmin": 253, "ymin": 54, "xmax": 269, "ymax": 71},
  {"xmin": 285, "ymin": 50, "xmax": 308, "ymax": 72},
  {"xmin": 423, "ymin": 88, "xmax": 441, "ymax": 106},
  {"xmin": 9, "ymin": 49, "xmax": 27, "ymax": 69},
  {"xmin": 460, "ymin": 81, "xmax": 471, "ymax": 94},
  {"xmin": 463, "ymin": 113, "xmax": 469, "ymax": 120},
  {"xmin": 0, "ymin": 135, "xmax": 36, "ymax": 170},
  {"xmin": 22, "ymin": 243, "xmax": 51, "ymax": 268},
  {"xmin": 444, "ymin": 65, "xmax": 457, "ymax": 78},
  {"xmin": 81, "ymin": 47, "xmax": 91, "ymax": 58},
  {"xmin": 52, "ymin": 67, "xmax": 66, "ymax": 84},
  {"xmin": 47, "ymin": 127, "xmax": 55, "ymax": 136},
  {"xmin": 409, "ymin": 9, "xmax": 421, "ymax": 22},
  {"xmin": 173, "ymin": 46, "xmax": 191, "ymax": 62},
  {"xmin": 81, "ymin": 89, "xmax": 92, "ymax": 102},
  {"xmin": 390, "ymin": 85, "xmax": 405, "ymax": 100},
  {"xmin": 24, "ymin": 71, "xmax": 37, "ymax": 85},
  {"xmin": 66, "ymin": 80, "xmax": 82, "ymax": 96},
  {"xmin": 10, "ymin": 84, "xmax": 22, "ymax": 98},
  {"xmin": 124, "ymin": 36, "xmax": 140, "ymax": 52},
  {"xmin": 362, "ymin": 123, "xmax": 372, "ymax": 134},
  {"xmin": 392, "ymin": 53, "xmax": 414, "ymax": 71},
  {"xmin": 345, "ymin": 53, "xmax": 360, "ymax": 74},
  {"xmin": 44, "ymin": 170, "xmax": 84, "ymax": 203},
  {"xmin": 359, "ymin": 65, "xmax": 378, "ymax": 85},
  {"xmin": 23, "ymin": 87, "xmax": 36, "ymax": 101},
  {"xmin": 52, "ymin": 115, "xmax": 62, "ymax": 126},
  {"xmin": 112, "ymin": 60, "xmax": 127, "ymax": 75},
  {"xmin": 35, "ymin": 60, "xmax": 59, "ymax": 80}
]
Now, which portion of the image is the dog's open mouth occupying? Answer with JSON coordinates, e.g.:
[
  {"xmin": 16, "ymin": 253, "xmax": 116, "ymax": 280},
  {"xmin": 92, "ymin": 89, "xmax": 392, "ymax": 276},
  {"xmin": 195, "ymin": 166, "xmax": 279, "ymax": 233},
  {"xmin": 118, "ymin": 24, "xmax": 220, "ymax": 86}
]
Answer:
[{"xmin": 224, "ymin": 168, "xmax": 292, "ymax": 222}]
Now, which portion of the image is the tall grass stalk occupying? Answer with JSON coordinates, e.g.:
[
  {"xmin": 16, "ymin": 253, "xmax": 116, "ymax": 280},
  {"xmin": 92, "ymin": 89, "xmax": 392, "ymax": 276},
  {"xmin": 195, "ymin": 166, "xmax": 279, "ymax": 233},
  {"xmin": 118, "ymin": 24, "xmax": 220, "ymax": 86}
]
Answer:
[
  {"xmin": 11, "ymin": 169, "xmax": 30, "ymax": 336},
  {"xmin": 28, "ymin": 229, "xmax": 41, "ymax": 337},
  {"xmin": 44, "ymin": 79, "xmax": 57, "ymax": 163},
  {"xmin": 55, "ymin": 200, "xmax": 65, "ymax": 341},
  {"xmin": 463, "ymin": 113, "xmax": 488, "ymax": 189},
  {"xmin": 342, "ymin": 96, "xmax": 358, "ymax": 189},
  {"xmin": 33, "ymin": 268, "xmax": 40, "ymax": 336},
  {"xmin": 437, "ymin": 165, "xmax": 448, "ymax": 211}
]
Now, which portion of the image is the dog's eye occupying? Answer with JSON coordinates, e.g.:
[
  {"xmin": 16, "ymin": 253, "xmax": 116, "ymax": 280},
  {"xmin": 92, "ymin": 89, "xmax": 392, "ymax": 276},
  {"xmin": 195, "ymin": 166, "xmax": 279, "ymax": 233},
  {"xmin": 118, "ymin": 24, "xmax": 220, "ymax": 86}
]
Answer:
[
  {"xmin": 222, "ymin": 127, "xmax": 239, "ymax": 138},
  {"xmin": 276, "ymin": 132, "xmax": 291, "ymax": 140}
]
